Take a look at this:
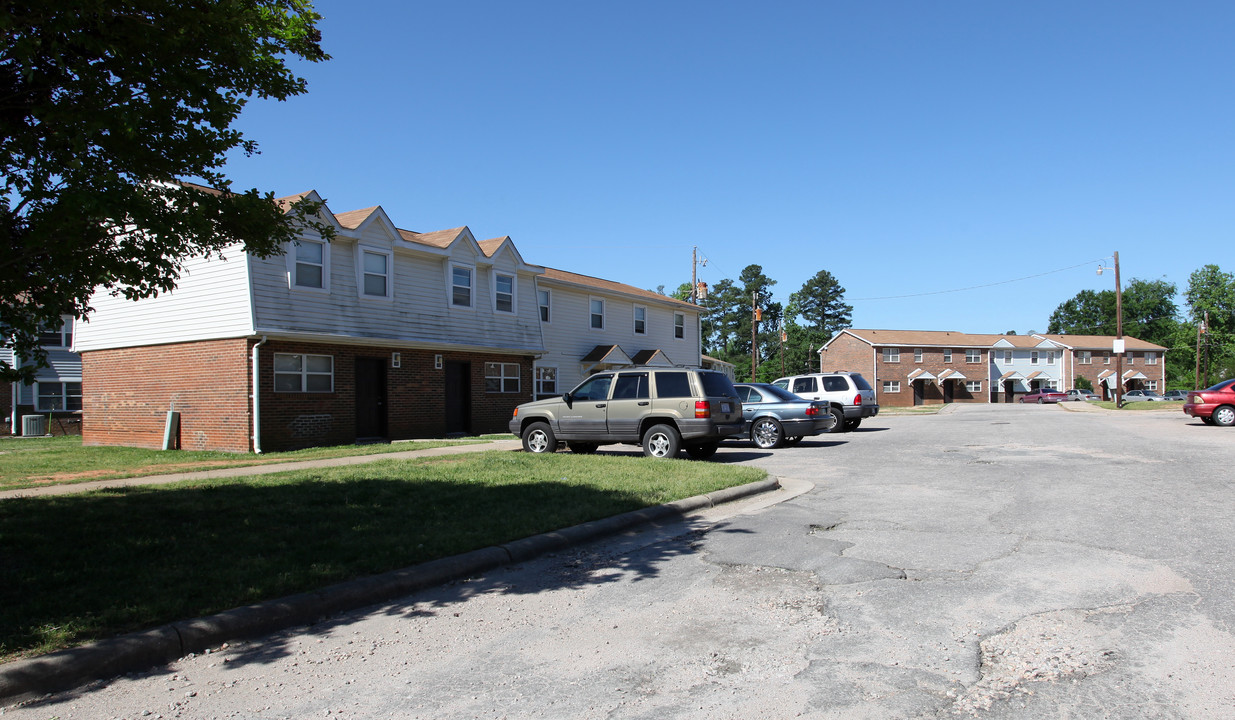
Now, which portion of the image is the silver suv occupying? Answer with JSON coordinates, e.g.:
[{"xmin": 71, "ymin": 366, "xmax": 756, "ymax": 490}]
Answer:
[
  {"xmin": 510, "ymin": 367, "xmax": 745, "ymax": 459},
  {"xmin": 771, "ymin": 371, "xmax": 879, "ymax": 432}
]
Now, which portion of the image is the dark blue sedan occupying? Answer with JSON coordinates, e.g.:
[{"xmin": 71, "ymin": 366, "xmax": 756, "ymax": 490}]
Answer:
[{"xmin": 734, "ymin": 383, "xmax": 836, "ymax": 449}]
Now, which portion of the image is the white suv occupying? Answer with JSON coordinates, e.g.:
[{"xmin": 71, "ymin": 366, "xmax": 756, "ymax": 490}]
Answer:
[{"xmin": 771, "ymin": 371, "xmax": 879, "ymax": 432}]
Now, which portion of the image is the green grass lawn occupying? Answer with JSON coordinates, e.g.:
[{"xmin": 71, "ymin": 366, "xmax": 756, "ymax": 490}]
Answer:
[
  {"xmin": 0, "ymin": 435, "xmax": 495, "ymax": 491},
  {"xmin": 0, "ymin": 451, "xmax": 766, "ymax": 661},
  {"xmin": 1087, "ymin": 400, "xmax": 1184, "ymax": 411}
]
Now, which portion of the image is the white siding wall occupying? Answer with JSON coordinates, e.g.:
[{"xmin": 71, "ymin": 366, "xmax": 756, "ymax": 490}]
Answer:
[
  {"xmin": 75, "ymin": 248, "xmax": 255, "ymax": 351},
  {"xmin": 535, "ymin": 279, "xmax": 700, "ymax": 392},
  {"xmin": 249, "ymin": 233, "xmax": 542, "ymax": 352}
]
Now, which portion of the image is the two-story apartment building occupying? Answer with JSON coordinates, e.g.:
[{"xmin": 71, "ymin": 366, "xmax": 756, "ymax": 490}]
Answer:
[
  {"xmin": 76, "ymin": 192, "xmax": 546, "ymax": 452},
  {"xmin": 531, "ymin": 268, "xmax": 702, "ymax": 399},
  {"xmin": 3, "ymin": 315, "xmax": 84, "ymax": 436},
  {"xmin": 819, "ymin": 328, "xmax": 1167, "ymax": 407}
]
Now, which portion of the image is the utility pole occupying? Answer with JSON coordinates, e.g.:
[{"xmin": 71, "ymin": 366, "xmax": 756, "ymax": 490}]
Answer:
[
  {"xmin": 1114, "ymin": 251, "xmax": 1124, "ymax": 407},
  {"xmin": 751, "ymin": 291, "xmax": 760, "ymax": 380},
  {"xmin": 1195, "ymin": 313, "xmax": 1205, "ymax": 390}
]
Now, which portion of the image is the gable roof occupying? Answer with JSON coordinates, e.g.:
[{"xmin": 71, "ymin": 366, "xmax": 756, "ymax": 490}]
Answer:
[
  {"xmin": 836, "ymin": 329, "xmax": 1006, "ymax": 348},
  {"xmin": 1035, "ymin": 334, "xmax": 1167, "ymax": 351},
  {"xmin": 539, "ymin": 268, "xmax": 698, "ymax": 310}
]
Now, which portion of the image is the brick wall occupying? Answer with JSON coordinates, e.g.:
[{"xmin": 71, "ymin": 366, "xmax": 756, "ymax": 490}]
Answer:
[
  {"xmin": 819, "ymin": 334, "xmax": 875, "ymax": 377},
  {"xmin": 871, "ymin": 346, "xmax": 989, "ymax": 408},
  {"xmin": 82, "ymin": 338, "xmax": 252, "ymax": 452}
]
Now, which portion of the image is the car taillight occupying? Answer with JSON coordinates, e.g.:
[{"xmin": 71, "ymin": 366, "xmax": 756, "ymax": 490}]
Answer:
[
  {"xmin": 805, "ymin": 405, "xmax": 820, "ymax": 416},
  {"xmin": 695, "ymin": 400, "xmax": 711, "ymax": 418},
  {"xmin": 853, "ymin": 394, "xmax": 862, "ymax": 405}
]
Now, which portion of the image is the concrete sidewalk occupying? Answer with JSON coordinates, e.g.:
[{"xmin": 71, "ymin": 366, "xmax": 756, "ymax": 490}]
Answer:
[{"xmin": 0, "ymin": 438, "xmax": 523, "ymax": 500}]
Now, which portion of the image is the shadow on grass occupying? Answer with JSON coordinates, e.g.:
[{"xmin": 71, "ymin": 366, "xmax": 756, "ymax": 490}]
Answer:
[{"xmin": 0, "ymin": 475, "xmax": 694, "ymax": 663}]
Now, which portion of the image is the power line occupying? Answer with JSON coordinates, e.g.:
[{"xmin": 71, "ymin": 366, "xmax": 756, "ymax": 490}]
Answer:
[{"xmin": 851, "ymin": 258, "xmax": 1109, "ymax": 301}]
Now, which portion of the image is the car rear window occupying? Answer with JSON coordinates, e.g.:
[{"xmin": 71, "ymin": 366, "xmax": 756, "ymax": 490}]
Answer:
[
  {"xmin": 848, "ymin": 373, "xmax": 873, "ymax": 391},
  {"xmin": 698, "ymin": 371, "xmax": 737, "ymax": 397},
  {"xmin": 655, "ymin": 371, "xmax": 693, "ymax": 398}
]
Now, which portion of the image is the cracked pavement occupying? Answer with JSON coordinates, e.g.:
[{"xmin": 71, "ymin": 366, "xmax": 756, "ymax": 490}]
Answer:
[{"xmin": 6, "ymin": 404, "xmax": 1235, "ymax": 718}]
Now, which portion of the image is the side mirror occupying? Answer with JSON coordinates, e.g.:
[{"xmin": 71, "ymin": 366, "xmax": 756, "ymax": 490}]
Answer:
[{"xmin": 563, "ymin": 391, "xmax": 573, "ymax": 408}]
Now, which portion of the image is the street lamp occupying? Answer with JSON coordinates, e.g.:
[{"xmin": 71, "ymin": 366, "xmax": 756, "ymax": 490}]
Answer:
[{"xmin": 1096, "ymin": 251, "xmax": 1124, "ymax": 407}]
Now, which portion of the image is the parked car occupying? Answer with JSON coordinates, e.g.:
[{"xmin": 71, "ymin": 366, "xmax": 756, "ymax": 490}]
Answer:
[
  {"xmin": 1064, "ymin": 389, "xmax": 1100, "ymax": 401},
  {"xmin": 770, "ymin": 371, "xmax": 879, "ymax": 432},
  {"xmin": 509, "ymin": 366, "xmax": 745, "ymax": 459},
  {"xmin": 1123, "ymin": 390, "xmax": 1168, "ymax": 402},
  {"xmin": 1163, "ymin": 390, "xmax": 1189, "ymax": 401},
  {"xmin": 733, "ymin": 383, "xmax": 835, "ymax": 448},
  {"xmin": 1020, "ymin": 388, "xmax": 1067, "ymax": 404},
  {"xmin": 1183, "ymin": 379, "xmax": 1235, "ymax": 426}
]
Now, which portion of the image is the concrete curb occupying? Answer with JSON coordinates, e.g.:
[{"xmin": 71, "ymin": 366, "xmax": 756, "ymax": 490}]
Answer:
[{"xmin": 0, "ymin": 477, "xmax": 781, "ymax": 703}]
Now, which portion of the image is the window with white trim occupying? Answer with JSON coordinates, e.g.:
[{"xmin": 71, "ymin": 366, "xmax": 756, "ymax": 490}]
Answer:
[
  {"xmin": 1146, "ymin": 380, "xmax": 1158, "ymax": 391},
  {"xmin": 1079, "ymin": 351, "xmax": 1092, "ymax": 364},
  {"xmin": 633, "ymin": 305, "xmax": 646, "ymax": 335},
  {"xmin": 1145, "ymin": 352, "xmax": 1157, "ymax": 365},
  {"xmin": 1046, "ymin": 351, "xmax": 1056, "ymax": 365},
  {"xmin": 39, "ymin": 319, "xmax": 72, "ymax": 347},
  {"xmin": 494, "ymin": 273, "xmax": 515, "ymax": 313},
  {"xmin": 1103, "ymin": 351, "xmax": 1111, "ymax": 365},
  {"xmin": 293, "ymin": 239, "xmax": 327, "ymax": 289},
  {"xmin": 1030, "ymin": 351, "xmax": 1039, "ymax": 365},
  {"xmin": 36, "ymin": 381, "xmax": 82, "ymax": 411},
  {"xmin": 882, "ymin": 347, "xmax": 900, "ymax": 363},
  {"xmin": 534, "ymin": 365, "xmax": 557, "ymax": 399},
  {"xmin": 360, "ymin": 248, "xmax": 391, "ymax": 297},
  {"xmin": 882, "ymin": 381, "xmax": 901, "ymax": 393},
  {"xmin": 485, "ymin": 362, "xmax": 520, "ymax": 393},
  {"xmin": 965, "ymin": 380, "xmax": 982, "ymax": 393},
  {"xmin": 1003, "ymin": 349, "xmax": 1013, "ymax": 362},
  {"xmin": 913, "ymin": 348, "xmax": 923, "ymax": 363},
  {"xmin": 590, "ymin": 298, "xmax": 605, "ymax": 330},
  {"xmin": 1045, "ymin": 379, "xmax": 1059, "ymax": 389},
  {"xmin": 674, "ymin": 313, "xmax": 684, "ymax": 339},
  {"xmin": 943, "ymin": 349, "xmax": 953, "ymax": 363},
  {"xmin": 537, "ymin": 289, "xmax": 551, "ymax": 322},
  {"xmin": 273, "ymin": 353, "xmax": 334, "ymax": 392},
  {"xmin": 451, "ymin": 264, "xmax": 473, "ymax": 307},
  {"xmin": 1126, "ymin": 352, "xmax": 1136, "ymax": 365},
  {"xmin": 966, "ymin": 349, "xmax": 981, "ymax": 363}
]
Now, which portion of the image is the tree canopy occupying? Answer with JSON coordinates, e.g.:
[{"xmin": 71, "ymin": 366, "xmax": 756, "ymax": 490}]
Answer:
[{"xmin": 1, "ymin": 0, "xmax": 331, "ymax": 381}]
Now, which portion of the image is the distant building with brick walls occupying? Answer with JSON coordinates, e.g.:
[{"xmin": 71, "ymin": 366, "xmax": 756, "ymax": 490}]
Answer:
[
  {"xmin": 819, "ymin": 329, "xmax": 1166, "ymax": 407},
  {"xmin": 75, "ymin": 190, "xmax": 703, "ymax": 452}
]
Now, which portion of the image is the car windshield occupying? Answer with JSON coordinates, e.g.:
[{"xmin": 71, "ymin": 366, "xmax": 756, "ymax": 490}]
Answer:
[{"xmin": 1204, "ymin": 379, "xmax": 1235, "ymax": 392}]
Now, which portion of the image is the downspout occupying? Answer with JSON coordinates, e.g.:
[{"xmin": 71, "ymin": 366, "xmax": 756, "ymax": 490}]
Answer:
[{"xmin": 251, "ymin": 336, "xmax": 267, "ymax": 454}]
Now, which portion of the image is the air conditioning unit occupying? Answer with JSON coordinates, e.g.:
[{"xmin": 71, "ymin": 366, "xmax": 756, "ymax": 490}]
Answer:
[{"xmin": 22, "ymin": 415, "xmax": 46, "ymax": 437}]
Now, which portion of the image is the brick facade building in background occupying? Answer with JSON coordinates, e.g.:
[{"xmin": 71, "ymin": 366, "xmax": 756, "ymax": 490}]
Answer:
[{"xmin": 820, "ymin": 329, "xmax": 1167, "ymax": 408}]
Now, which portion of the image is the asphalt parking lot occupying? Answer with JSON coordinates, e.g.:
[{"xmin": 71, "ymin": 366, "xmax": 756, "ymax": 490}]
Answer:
[{"xmin": 6, "ymin": 403, "xmax": 1235, "ymax": 719}]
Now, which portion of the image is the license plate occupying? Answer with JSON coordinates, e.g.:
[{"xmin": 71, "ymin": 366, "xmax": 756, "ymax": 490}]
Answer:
[{"xmin": 721, "ymin": 402, "xmax": 732, "ymax": 413}]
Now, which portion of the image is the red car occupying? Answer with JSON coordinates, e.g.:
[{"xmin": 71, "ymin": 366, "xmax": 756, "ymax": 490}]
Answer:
[
  {"xmin": 1183, "ymin": 379, "xmax": 1235, "ymax": 427},
  {"xmin": 1020, "ymin": 388, "xmax": 1067, "ymax": 404}
]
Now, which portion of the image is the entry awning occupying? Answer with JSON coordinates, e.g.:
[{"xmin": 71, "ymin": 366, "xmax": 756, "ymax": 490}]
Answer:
[
  {"xmin": 907, "ymin": 368, "xmax": 937, "ymax": 383},
  {"xmin": 998, "ymin": 370, "xmax": 1026, "ymax": 382},
  {"xmin": 1024, "ymin": 370, "xmax": 1044, "ymax": 381},
  {"xmin": 630, "ymin": 348, "xmax": 675, "ymax": 366},
  {"xmin": 1122, "ymin": 370, "xmax": 1148, "ymax": 380},
  {"xmin": 938, "ymin": 369, "xmax": 967, "ymax": 382},
  {"xmin": 581, "ymin": 345, "xmax": 634, "ymax": 375}
]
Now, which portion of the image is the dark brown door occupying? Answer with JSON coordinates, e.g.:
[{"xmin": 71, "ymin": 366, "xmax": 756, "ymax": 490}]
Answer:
[
  {"xmin": 943, "ymin": 380, "xmax": 954, "ymax": 403},
  {"xmin": 913, "ymin": 380, "xmax": 924, "ymax": 406},
  {"xmin": 355, "ymin": 358, "xmax": 387, "ymax": 440},
  {"xmin": 445, "ymin": 361, "xmax": 471, "ymax": 435}
]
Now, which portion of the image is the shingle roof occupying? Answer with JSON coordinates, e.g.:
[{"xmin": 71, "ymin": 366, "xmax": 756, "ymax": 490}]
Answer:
[
  {"xmin": 540, "ymin": 267, "xmax": 698, "ymax": 309},
  {"xmin": 841, "ymin": 329, "xmax": 1006, "ymax": 347},
  {"xmin": 333, "ymin": 206, "xmax": 381, "ymax": 230},
  {"xmin": 397, "ymin": 227, "xmax": 467, "ymax": 249},
  {"xmin": 1036, "ymin": 334, "xmax": 1166, "ymax": 351}
]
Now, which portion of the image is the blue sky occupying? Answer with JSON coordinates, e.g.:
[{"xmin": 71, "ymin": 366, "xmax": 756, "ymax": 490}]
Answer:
[{"xmin": 223, "ymin": 1, "xmax": 1233, "ymax": 335}]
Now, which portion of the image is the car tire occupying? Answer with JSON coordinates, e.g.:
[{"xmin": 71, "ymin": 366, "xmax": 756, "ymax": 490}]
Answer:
[
  {"xmin": 1037, "ymin": 397, "xmax": 1044, "ymax": 404},
  {"xmin": 751, "ymin": 417, "xmax": 783, "ymax": 449},
  {"xmin": 522, "ymin": 422, "xmax": 557, "ymax": 453},
  {"xmin": 1213, "ymin": 406, "xmax": 1235, "ymax": 427},
  {"xmin": 784, "ymin": 435, "xmax": 804, "ymax": 446},
  {"xmin": 642, "ymin": 423, "xmax": 681, "ymax": 458},
  {"xmin": 684, "ymin": 441, "xmax": 720, "ymax": 460},
  {"xmin": 1202, "ymin": 416, "xmax": 1216, "ymax": 425},
  {"xmin": 567, "ymin": 442, "xmax": 599, "ymax": 454},
  {"xmin": 825, "ymin": 407, "xmax": 845, "ymax": 433},
  {"xmin": 844, "ymin": 419, "xmax": 862, "ymax": 431}
]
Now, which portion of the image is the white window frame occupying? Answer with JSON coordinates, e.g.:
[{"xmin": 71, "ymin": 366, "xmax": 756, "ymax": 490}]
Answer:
[
  {"xmin": 273, "ymin": 353, "xmax": 334, "ymax": 393},
  {"xmin": 1145, "ymin": 352, "xmax": 1157, "ymax": 365},
  {"xmin": 966, "ymin": 349, "xmax": 981, "ymax": 364},
  {"xmin": 538, "ymin": 289, "xmax": 551, "ymax": 323},
  {"xmin": 493, "ymin": 272, "xmax": 516, "ymax": 313},
  {"xmin": 965, "ymin": 380, "xmax": 982, "ymax": 393},
  {"xmin": 534, "ymin": 364, "xmax": 558, "ymax": 399},
  {"xmin": 589, "ymin": 297, "xmax": 605, "ymax": 330},
  {"xmin": 1146, "ymin": 380, "xmax": 1158, "ymax": 391},
  {"xmin": 358, "ymin": 246, "xmax": 393, "ymax": 299},
  {"xmin": 1126, "ymin": 352, "xmax": 1136, "ymax": 365},
  {"xmin": 1079, "ymin": 350, "xmax": 1092, "ymax": 364},
  {"xmin": 882, "ymin": 380, "xmax": 901, "ymax": 393},
  {"xmin": 35, "ymin": 380, "xmax": 82, "ymax": 411},
  {"xmin": 1044, "ymin": 379, "xmax": 1060, "ymax": 390},
  {"xmin": 449, "ymin": 263, "xmax": 474, "ymax": 309},
  {"xmin": 673, "ymin": 312, "xmax": 685, "ymax": 340},
  {"xmin": 913, "ymin": 348, "xmax": 923, "ymax": 363},
  {"xmin": 1003, "ymin": 349, "xmax": 1013, "ymax": 362},
  {"xmin": 1103, "ymin": 351, "xmax": 1111, "ymax": 365},
  {"xmin": 633, "ymin": 305, "xmax": 647, "ymax": 335},
  {"xmin": 39, "ymin": 317, "xmax": 73, "ymax": 348},
  {"xmin": 882, "ymin": 347, "xmax": 900, "ymax": 363},
  {"xmin": 288, "ymin": 238, "xmax": 330, "ymax": 292},
  {"xmin": 943, "ymin": 349, "xmax": 952, "ymax": 364},
  {"xmin": 485, "ymin": 362, "xmax": 520, "ymax": 393},
  {"xmin": 1046, "ymin": 351, "xmax": 1056, "ymax": 365},
  {"xmin": 1030, "ymin": 351, "xmax": 1039, "ymax": 365}
]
